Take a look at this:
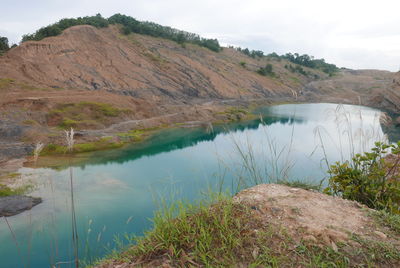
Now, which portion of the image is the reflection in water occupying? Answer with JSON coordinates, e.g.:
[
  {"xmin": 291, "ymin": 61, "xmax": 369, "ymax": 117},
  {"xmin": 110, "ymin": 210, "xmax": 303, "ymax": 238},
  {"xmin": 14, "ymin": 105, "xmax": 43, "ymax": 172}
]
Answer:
[
  {"xmin": 1, "ymin": 103, "xmax": 397, "ymax": 268},
  {"xmin": 42, "ymin": 114, "xmax": 305, "ymax": 170}
]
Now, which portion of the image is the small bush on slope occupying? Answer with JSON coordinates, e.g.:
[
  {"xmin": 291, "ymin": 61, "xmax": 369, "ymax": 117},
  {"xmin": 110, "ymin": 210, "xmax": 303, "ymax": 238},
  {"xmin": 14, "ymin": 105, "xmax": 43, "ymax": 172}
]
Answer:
[{"xmin": 324, "ymin": 141, "xmax": 400, "ymax": 214}]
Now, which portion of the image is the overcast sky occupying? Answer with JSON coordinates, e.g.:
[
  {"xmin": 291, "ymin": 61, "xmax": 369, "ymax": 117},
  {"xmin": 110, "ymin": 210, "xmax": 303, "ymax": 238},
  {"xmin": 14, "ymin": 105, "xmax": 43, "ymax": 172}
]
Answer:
[{"xmin": 1, "ymin": 0, "xmax": 399, "ymax": 71}]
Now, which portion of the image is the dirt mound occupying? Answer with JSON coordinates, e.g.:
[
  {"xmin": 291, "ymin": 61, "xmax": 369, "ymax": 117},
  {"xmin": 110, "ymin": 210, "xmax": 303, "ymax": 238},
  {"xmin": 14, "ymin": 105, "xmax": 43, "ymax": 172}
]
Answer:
[
  {"xmin": 234, "ymin": 184, "xmax": 378, "ymax": 246},
  {"xmin": 97, "ymin": 184, "xmax": 400, "ymax": 267}
]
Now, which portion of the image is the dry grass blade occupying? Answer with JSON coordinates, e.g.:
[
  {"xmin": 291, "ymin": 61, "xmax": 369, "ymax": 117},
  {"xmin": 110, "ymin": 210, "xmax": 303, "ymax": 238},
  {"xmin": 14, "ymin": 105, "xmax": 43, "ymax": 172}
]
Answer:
[
  {"xmin": 65, "ymin": 128, "xmax": 75, "ymax": 152},
  {"xmin": 33, "ymin": 142, "xmax": 44, "ymax": 163}
]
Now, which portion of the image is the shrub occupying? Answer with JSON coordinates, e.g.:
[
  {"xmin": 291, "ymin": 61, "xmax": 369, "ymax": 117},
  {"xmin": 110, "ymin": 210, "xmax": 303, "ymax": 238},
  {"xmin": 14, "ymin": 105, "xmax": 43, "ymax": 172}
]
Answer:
[
  {"xmin": 109, "ymin": 13, "xmax": 222, "ymax": 52},
  {"xmin": 22, "ymin": 14, "xmax": 109, "ymax": 42},
  {"xmin": 257, "ymin": 64, "xmax": 274, "ymax": 76},
  {"xmin": 47, "ymin": 102, "xmax": 129, "ymax": 130},
  {"xmin": 324, "ymin": 142, "xmax": 400, "ymax": 214},
  {"xmin": 0, "ymin": 36, "xmax": 9, "ymax": 54}
]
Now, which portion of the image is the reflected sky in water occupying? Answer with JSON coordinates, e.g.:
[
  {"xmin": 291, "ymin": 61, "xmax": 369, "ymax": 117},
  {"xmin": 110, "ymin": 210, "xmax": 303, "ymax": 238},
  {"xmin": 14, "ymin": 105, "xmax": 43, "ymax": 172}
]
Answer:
[{"xmin": 0, "ymin": 103, "xmax": 392, "ymax": 267}]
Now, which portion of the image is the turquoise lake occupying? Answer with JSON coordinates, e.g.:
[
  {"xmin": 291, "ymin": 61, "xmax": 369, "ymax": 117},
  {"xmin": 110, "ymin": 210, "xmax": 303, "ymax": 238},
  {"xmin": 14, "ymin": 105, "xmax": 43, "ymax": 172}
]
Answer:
[{"xmin": 0, "ymin": 103, "xmax": 392, "ymax": 267}]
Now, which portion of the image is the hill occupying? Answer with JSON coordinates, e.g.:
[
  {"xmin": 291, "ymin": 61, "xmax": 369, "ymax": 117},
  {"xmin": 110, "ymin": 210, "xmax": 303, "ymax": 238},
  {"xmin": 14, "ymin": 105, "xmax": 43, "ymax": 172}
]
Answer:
[{"xmin": 0, "ymin": 16, "xmax": 399, "ymax": 163}]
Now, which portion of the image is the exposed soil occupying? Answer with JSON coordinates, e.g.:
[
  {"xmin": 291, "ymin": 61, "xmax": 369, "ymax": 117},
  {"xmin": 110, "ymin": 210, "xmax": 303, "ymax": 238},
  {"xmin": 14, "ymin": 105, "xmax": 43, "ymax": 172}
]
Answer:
[
  {"xmin": 234, "ymin": 184, "xmax": 389, "ymax": 247},
  {"xmin": 97, "ymin": 184, "xmax": 400, "ymax": 267},
  {"xmin": 0, "ymin": 25, "xmax": 399, "ymax": 164}
]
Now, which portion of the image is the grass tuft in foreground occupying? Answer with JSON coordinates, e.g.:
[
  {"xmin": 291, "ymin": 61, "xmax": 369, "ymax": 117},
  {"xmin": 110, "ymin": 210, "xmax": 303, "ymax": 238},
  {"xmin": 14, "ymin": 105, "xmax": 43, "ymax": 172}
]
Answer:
[{"xmin": 94, "ymin": 194, "xmax": 400, "ymax": 268}]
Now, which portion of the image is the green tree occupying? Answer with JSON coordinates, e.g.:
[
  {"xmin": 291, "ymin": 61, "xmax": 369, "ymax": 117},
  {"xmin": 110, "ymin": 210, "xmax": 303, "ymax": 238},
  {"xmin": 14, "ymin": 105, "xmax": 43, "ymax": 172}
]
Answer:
[{"xmin": 0, "ymin": 36, "xmax": 9, "ymax": 54}]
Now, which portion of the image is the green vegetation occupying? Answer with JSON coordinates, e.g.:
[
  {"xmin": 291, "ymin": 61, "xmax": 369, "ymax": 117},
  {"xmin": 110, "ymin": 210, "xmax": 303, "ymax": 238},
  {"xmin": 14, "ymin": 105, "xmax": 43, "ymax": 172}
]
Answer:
[
  {"xmin": 116, "ymin": 129, "xmax": 146, "ymax": 142},
  {"xmin": 234, "ymin": 46, "xmax": 338, "ymax": 76},
  {"xmin": 0, "ymin": 77, "xmax": 52, "ymax": 91},
  {"xmin": 42, "ymin": 137, "xmax": 124, "ymax": 155},
  {"xmin": 0, "ymin": 36, "xmax": 9, "ymax": 55},
  {"xmin": 40, "ymin": 126, "xmax": 164, "ymax": 156},
  {"xmin": 47, "ymin": 102, "xmax": 130, "ymax": 130},
  {"xmin": 239, "ymin": 61, "xmax": 246, "ymax": 67},
  {"xmin": 324, "ymin": 141, "xmax": 400, "ymax": 214},
  {"xmin": 295, "ymin": 234, "xmax": 400, "ymax": 267},
  {"xmin": 20, "ymin": 13, "xmax": 222, "ymax": 52},
  {"xmin": 96, "ymin": 195, "xmax": 400, "ymax": 267},
  {"xmin": 117, "ymin": 198, "xmax": 259, "ymax": 267},
  {"xmin": 257, "ymin": 63, "xmax": 275, "ymax": 76},
  {"xmin": 217, "ymin": 107, "xmax": 251, "ymax": 122},
  {"xmin": 370, "ymin": 210, "xmax": 400, "ymax": 235},
  {"xmin": 22, "ymin": 119, "xmax": 37, "ymax": 125},
  {"xmin": 281, "ymin": 52, "xmax": 338, "ymax": 76},
  {"xmin": 0, "ymin": 78, "xmax": 15, "ymax": 89},
  {"xmin": 265, "ymin": 52, "xmax": 281, "ymax": 61},
  {"xmin": 21, "ymin": 14, "xmax": 109, "ymax": 42},
  {"xmin": 116, "ymin": 126, "xmax": 166, "ymax": 143},
  {"xmin": 236, "ymin": 47, "xmax": 264, "ymax": 58},
  {"xmin": 0, "ymin": 184, "xmax": 33, "ymax": 197},
  {"xmin": 108, "ymin": 14, "xmax": 221, "ymax": 52},
  {"xmin": 285, "ymin": 63, "xmax": 308, "ymax": 76},
  {"xmin": 278, "ymin": 179, "xmax": 321, "ymax": 191}
]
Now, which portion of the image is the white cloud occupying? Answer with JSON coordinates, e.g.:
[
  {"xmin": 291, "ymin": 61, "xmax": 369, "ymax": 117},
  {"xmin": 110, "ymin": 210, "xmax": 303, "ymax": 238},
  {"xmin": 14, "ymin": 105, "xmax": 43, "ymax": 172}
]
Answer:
[{"xmin": 0, "ymin": 0, "xmax": 399, "ymax": 71}]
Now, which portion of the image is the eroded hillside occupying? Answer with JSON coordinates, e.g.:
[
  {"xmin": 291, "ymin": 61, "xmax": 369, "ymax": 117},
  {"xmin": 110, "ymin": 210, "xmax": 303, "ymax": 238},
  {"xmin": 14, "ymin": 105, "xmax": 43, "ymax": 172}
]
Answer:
[{"xmin": 0, "ymin": 24, "xmax": 399, "ymax": 162}]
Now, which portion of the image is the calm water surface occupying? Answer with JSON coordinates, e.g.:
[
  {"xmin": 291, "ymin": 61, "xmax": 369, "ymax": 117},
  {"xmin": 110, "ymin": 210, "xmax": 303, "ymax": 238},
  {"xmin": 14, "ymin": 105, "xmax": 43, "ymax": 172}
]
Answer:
[{"xmin": 0, "ymin": 103, "xmax": 392, "ymax": 267}]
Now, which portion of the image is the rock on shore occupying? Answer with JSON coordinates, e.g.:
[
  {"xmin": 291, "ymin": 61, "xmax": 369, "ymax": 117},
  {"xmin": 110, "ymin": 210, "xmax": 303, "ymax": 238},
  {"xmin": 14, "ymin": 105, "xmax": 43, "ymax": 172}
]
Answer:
[{"xmin": 0, "ymin": 195, "xmax": 42, "ymax": 217}]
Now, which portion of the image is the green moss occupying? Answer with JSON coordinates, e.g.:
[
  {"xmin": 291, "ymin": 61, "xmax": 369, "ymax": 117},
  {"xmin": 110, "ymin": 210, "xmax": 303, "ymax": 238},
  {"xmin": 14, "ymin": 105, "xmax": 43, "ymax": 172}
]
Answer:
[
  {"xmin": 0, "ymin": 184, "xmax": 33, "ymax": 197},
  {"xmin": 117, "ymin": 129, "xmax": 145, "ymax": 142},
  {"xmin": 59, "ymin": 118, "xmax": 78, "ymax": 128},
  {"xmin": 216, "ymin": 107, "xmax": 252, "ymax": 122},
  {"xmin": 41, "ymin": 143, "xmax": 67, "ymax": 155},
  {"xmin": 7, "ymin": 173, "xmax": 21, "ymax": 179},
  {"xmin": 117, "ymin": 126, "xmax": 165, "ymax": 142},
  {"xmin": 0, "ymin": 78, "xmax": 15, "ymax": 89},
  {"xmin": 0, "ymin": 77, "xmax": 53, "ymax": 91},
  {"xmin": 41, "ymin": 138, "xmax": 124, "ymax": 156},
  {"xmin": 144, "ymin": 52, "xmax": 168, "ymax": 64},
  {"xmin": 22, "ymin": 119, "xmax": 38, "ymax": 125},
  {"xmin": 48, "ymin": 102, "xmax": 131, "ymax": 130}
]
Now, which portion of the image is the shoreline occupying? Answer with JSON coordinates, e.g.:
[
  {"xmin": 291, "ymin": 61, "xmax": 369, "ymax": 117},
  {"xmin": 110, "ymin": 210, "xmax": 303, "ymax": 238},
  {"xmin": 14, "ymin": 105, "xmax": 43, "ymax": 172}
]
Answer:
[{"xmin": 0, "ymin": 99, "xmax": 397, "ymax": 217}]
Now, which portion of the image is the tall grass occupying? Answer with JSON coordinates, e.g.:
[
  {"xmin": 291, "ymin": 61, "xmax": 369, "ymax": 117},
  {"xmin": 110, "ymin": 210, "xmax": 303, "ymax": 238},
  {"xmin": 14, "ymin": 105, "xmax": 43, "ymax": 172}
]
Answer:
[
  {"xmin": 230, "ymin": 113, "xmax": 296, "ymax": 191},
  {"xmin": 65, "ymin": 128, "xmax": 79, "ymax": 268},
  {"xmin": 4, "ymin": 103, "xmax": 393, "ymax": 267},
  {"xmin": 230, "ymin": 104, "xmax": 387, "ymax": 191}
]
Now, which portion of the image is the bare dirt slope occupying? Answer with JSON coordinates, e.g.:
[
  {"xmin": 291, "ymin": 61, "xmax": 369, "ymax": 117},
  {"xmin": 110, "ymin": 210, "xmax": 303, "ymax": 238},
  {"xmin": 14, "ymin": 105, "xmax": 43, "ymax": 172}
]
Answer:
[
  {"xmin": 304, "ymin": 69, "xmax": 400, "ymax": 115},
  {"xmin": 0, "ymin": 24, "xmax": 399, "ymax": 162},
  {"xmin": 0, "ymin": 25, "xmax": 304, "ymax": 101}
]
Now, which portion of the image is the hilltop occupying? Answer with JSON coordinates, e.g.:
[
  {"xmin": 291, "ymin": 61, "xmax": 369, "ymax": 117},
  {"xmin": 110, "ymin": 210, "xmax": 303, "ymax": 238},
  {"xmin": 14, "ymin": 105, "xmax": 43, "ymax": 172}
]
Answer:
[{"xmin": 0, "ymin": 14, "xmax": 399, "ymax": 164}]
